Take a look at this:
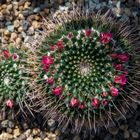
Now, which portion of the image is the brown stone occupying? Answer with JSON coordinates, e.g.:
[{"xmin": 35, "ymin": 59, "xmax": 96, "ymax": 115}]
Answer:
[
  {"xmin": 24, "ymin": 2, "xmax": 31, "ymax": 9},
  {"xmin": 18, "ymin": 26, "xmax": 23, "ymax": 32},
  {"xmin": 32, "ymin": 21, "xmax": 40, "ymax": 29},
  {"xmin": 13, "ymin": 20, "xmax": 20, "ymax": 28},
  {"xmin": 18, "ymin": 13, "xmax": 24, "ymax": 20},
  {"xmin": 4, "ymin": 29, "xmax": 10, "ymax": 36},
  {"xmin": 15, "ymin": 37, "xmax": 22, "ymax": 45},
  {"xmin": 34, "ymin": 138, "xmax": 41, "ymax": 140},
  {"xmin": 27, "ymin": 15, "xmax": 36, "ymax": 23},
  {"xmin": 10, "ymin": 32, "xmax": 18, "ymax": 40},
  {"xmin": 0, "ymin": 132, "xmax": 13, "ymax": 140},
  {"xmin": 13, "ymin": 128, "xmax": 21, "ymax": 138},
  {"xmin": 44, "ymin": 8, "xmax": 50, "ymax": 14},
  {"xmin": 35, "ymin": 15, "xmax": 41, "ymax": 21},
  {"xmin": 32, "ymin": 128, "xmax": 40, "ymax": 136},
  {"xmin": 2, "ymin": 4, "xmax": 7, "ymax": 9},
  {"xmin": 7, "ymin": 4, "xmax": 13, "ymax": 11},
  {"xmin": 19, "ymin": 6, "xmax": 24, "ymax": 11}
]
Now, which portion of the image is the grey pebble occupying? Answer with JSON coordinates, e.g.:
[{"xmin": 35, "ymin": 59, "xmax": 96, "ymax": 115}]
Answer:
[
  {"xmin": 7, "ymin": 25, "xmax": 14, "ymax": 32},
  {"xmin": 131, "ymin": 132, "xmax": 139, "ymax": 138},
  {"xmin": 27, "ymin": 27, "xmax": 34, "ymax": 35},
  {"xmin": 124, "ymin": 130, "xmax": 130, "ymax": 139},
  {"xmin": 34, "ymin": 7, "xmax": 41, "ymax": 13},
  {"xmin": 21, "ymin": 31, "xmax": 26, "ymax": 38},
  {"xmin": 47, "ymin": 119, "xmax": 56, "ymax": 127},
  {"xmin": 22, "ymin": 20, "xmax": 29, "ymax": 30},
  {"xmin": 6, "ymin": 127, "xmax": 13, "ymax": 133},
  {"xmin": 22, "ymin": 123, "xmax": 28, "ymax": 130},
  {"xmin": 23, "ymin": 10, "xmax": 29, "ymax": 16},
  {"xmin": 1, "ymin": 120, "xmax": 9, "ymax": 128},
  {"xmin": 5, "ymin": 21, "xmax": 12, "ymax": 26},
  {"xmin": 8, "ymin": 121, "xmax": 15, "ymax": 128}
]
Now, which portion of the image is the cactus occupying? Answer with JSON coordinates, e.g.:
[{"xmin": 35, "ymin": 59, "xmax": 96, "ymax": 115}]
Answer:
[
  {"xmin": 32, "ymin": 9, "xmax": 140, "ymax": 133},
  {"xmin": 0, "ymin": 46, "xmax": 36, "ymax": 115}
]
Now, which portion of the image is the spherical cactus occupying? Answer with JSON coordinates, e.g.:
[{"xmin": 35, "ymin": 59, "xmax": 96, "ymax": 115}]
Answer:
[
  {"xmin": 0, "ymin": 46, "xmax": 36, "ymax": 114},
  {"xmin": 33, "ymin": 9, "xmax": 140, "ymax": 133}
]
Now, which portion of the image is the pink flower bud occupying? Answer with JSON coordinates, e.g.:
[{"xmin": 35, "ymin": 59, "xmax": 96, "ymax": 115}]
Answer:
[
  {"xmin": 100, "ymin": 32, "xmax": 112, "ymax": 44},
  {"xmin": 102, "ymin": 99, "xmax": 108, "ymax": 106},
  {"xmin": 42, "ymin": 56, "xmax": 54, "ymax": 66},
  {"xmin": 6, "ymin": 99, "xmax": 14, "ymax": 108},
  {"xmin": 2, "ymin": 50, "xmax": 10, "ymax": 59},
  {"xmin": 68, "ymin": 32, "xmax": 73, "ymax": 39},
  {"xmin": 102, "ymin": 92, "xmax": 108, "ymax": 98},
  {"xmin": 57, "ymin": 40, "xmax": 64, "ymax": 50},
  {"xmin": 13, "ymin": 53, "xmax": 19, "ymax": 60},
  {"xmin": 79, "ymin": 103, "xmax": 86, "ymax": 109},
  {"xmin": 53, "ymin": 86, "xmax": 62, "ymax": 96},
  {"xmin": 70, "ymin": 97, "xmax": 79, "ymax": 107},
  {"xmin": 111, "ymin": 86, "xmax": 119, "ymax": 97},
  {"xmin": 118, "ymin": 53, "xmax": 129, "ymax": 62},
  {"xmin": 92, "ymin": 98, "xmax": 100, "ymax": 108},
  {"xmin": 114, "ymin": 75, "xmax": 126, "ymax": 86},
  {"xmin": 115, "ymin": 64, "xmax": 123, "ymax": 70},
  {"xmin": 85, "ymin": 29, "xmax": 92, "ymax": 37}
]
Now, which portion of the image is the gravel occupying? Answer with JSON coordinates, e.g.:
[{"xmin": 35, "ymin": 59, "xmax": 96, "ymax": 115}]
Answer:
[{"xmin": 0, "ymin": 0, "xmax": 140, "ymax": 140}]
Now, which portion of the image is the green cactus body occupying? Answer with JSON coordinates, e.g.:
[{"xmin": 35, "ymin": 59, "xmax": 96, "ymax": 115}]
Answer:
[
  {"xmin": 0, "ymin": 48, "xmax": 35, "ymax": 109},
  {"xmin": 33, "ymin": 10, "xmax": 140, "ymax": 132}
]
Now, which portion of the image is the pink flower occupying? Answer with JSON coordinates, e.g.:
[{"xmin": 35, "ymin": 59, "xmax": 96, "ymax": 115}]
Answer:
[
  {"xmin": 13, "ymin": 53, "xmax": 19, "ymax": 60},
  {"xmin": 42, "ymin": 56, "xmax": 54, "ymax": 66},
  {"xmin": 6, "ymin": 99, "xmax": 14, "ymax": 108},
  {"xmin": 50, "ymin": 45, "xmax": 56, "ymax": 51},
  {"xmin": 85, "ymin": 29, "xmax": 92, "ymax": 37},
  {"xmin": 53, "ymin": 86, "xmax": 62, "ymax": 96},
  {"xmin": 114, "ymin": 75, "xmax": 126, "ymax": 86},
  {"xmin": 57, "ymin": 40, "xmax": 64, "ymax": 50},
  {"xmin": 110, "ymin": 53, "xmax": 118, "ymax": 59},
  {"xmin": 79, "ymin": 103, "xmax": 86, "ymax": 109},
  {"xmin": 47, "ymin": 77, "xmax": 54, "ymax": 85},
  {"xmin": 68, "ymin": 32, "xmax": 73, "ymax": 39},
  {"xmin": 118, "ymin": 53, "xmax": 129, "ymax": 62},
  {"xmin": 115, "ymin": 64, "xmax": 123, "ymax": 70},
  {"xmin": 102, "ymin": 99, "xmax": 108, "ymax": 106},
  {"xmin": 102, "ymin": 92, "xmax": 108, "ymax": 98},
  {"xmin": 100, "ymin": 32, "xmax": 112, "ymax": 44},
  {"xmin": 111, "ymin": 86, "xmax": 119, "ymax": 97},
  {"xmin": 2, "ymin": 50, "xmax": 10, "ymax": 59},
  {"xmin": 70, "ymin": 97, "xmax": 79, "ymax": 107},
  {"xmin": 92, "ymin": 98, "xmax": 100, "ymax": 108}
]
